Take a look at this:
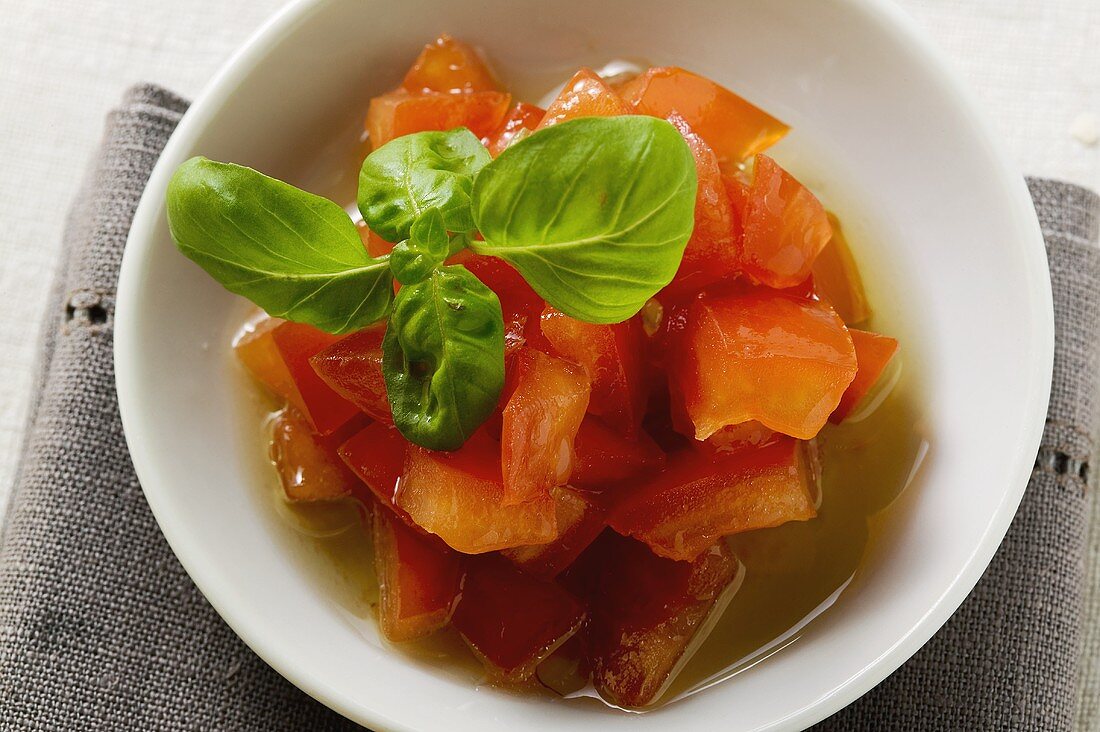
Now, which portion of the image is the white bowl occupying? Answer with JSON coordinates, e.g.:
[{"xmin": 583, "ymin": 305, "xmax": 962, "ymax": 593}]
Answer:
[{"xmin": 115, "ymin": 0, "xmax": 1053, "ymax": 729}]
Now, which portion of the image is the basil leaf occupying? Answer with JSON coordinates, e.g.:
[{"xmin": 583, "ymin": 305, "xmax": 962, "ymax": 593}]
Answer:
[
  {"xmin": 382, "ymin": 265, "xmax": 505, "ymax": 451},
  {"xmin": 166, "ymin": 157, "xmax": 393, "ymax": 334},
  {"xmin": 359, "ymin": 128, "xmax": 491, "ymax": 243},
  {"xmin": 390, "ymin": 207, "xmax": 450, "ymax": 285},
  {"xmin": 470, "ymin": 116, "xmax": 697, "ymax": 324}
]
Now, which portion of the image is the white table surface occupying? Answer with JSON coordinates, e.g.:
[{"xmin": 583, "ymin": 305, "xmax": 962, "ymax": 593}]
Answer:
[{"xmin": 0, "ymin": 0, "xmax": 1098, "ymax": 726}]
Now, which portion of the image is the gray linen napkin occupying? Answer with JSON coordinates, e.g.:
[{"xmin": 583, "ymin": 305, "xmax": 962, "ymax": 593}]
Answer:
[{"xmin": 0, "ymin": 86, "xmax": 1097, "ymax": 731}]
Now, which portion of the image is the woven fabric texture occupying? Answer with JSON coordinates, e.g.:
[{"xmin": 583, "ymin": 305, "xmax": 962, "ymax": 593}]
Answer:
[{"xmin": 1, "ymin": 87, "xmax": 1097, "ymax": 731}]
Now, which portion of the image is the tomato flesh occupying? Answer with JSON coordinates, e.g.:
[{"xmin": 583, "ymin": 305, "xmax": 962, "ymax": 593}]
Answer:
[
  {"xmin": 675, "ymin": 288, "xmax": 857, "ymax": 440},
  {"xmin": 484, "ymin": 102, "xmax": 545, "ymax": 156},
  {"xmin": 575, "ymin": 532, "xmax": 742, "ymax": 708},
  {"xmin": 310, "ymin": 324, "xmax": 392, "ymax": 424},
  {"xmin": 541, "ymin": 306, "xmax": 648, "ymax": 435},
  {"xmin": 372, "ymin": 505, "xmax": 464, "ymax": 642},
  {"xmin": 501, "ymin": 349, "xmax": 591, "ymax": 504},
  {"xmin": 367, "ymin": 90, "xmax": 511, "ymax": 150},
  {"xmin": 610, "ymin": 437, "xmax": 820, "ymax": 561},
  {"xmin": 571, "ymin": 416, "xmax": 666, "ymax": 488},
  {"xmin": 662, "ymin": 112, "xmax": 739, "ymax": 295},
  {"xmin": 812, "ymin": 212, "xmax": 872, "ymax": 326},
  {"xmin": 451, "ymin": 555, "xmax": 586, "ymax": 681},
  {"xmin": 401, "ymin": 34, "xmax": 501, "ymax": 94},
  {"xmin": 236, "ymin": 319, "xmax": 358, "ymax": 436},
  {"xmin": 501, "ymin": 487, "xmax": 606, "ymax": 578},
  {"xmin": 617, "ymin": 66, "xmax": 788, "ymax": 165},
  {"xmin": 536, "ymin": 68, "xmax": 630, "ymax": 129},
  {"xmin": 269, "ymin": 408, "xmax": 358, "ymax": 502},
  {"xmin": 830, "ymin": 329, "xmax": 899, "ymax": 422},
  {"xmin": 396, "ymin": 430, "xmax": 558, "ymax": 553},
  {"xmin": 736, "ymin": 155, "xmax": 832, "ymax": 289}
]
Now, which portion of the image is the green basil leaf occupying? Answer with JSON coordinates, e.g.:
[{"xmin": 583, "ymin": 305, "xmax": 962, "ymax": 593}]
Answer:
[
  {"xmin": 166, "ymin": 157, "xmax": 393, "ymax": 334},
  {"xmin": 470, "ymin": 116, "xmax": 697, "ymax": 324},
  {"xmin": 390, "ymin": 207, "xmax": 450, "ymax": 285},
  {"xmin": 382, "ymin": 265, "xmax": 505, "ymax": 451},
  {"xmin": 359, "ymin": 128, "xmax": 491, "ymax": 243}
]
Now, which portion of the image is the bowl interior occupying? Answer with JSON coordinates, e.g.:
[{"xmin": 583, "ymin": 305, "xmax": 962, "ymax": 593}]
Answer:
[{"xmin": 115, "ymin": 0, "xmax": 1051, "ymax": 730}]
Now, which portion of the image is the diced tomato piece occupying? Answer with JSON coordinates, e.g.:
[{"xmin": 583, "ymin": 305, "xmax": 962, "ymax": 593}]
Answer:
[
  {"xmin": 813, "ymin": 212, "xmax": 872, "ymax": 325},
  {"xmin": 536, "ymin": 68, "xmax": 631, "ymax": 129},
  {"xmin": 451, "ymin": 555, "xmax": 586, "ymax": 681},
  {"xmin": 501, "ymin": 350, "xmax": 591, "ymax": 504},
  {"xmin": 501, "ymin": 487, "xmax": 606, "ymax": 578},
  {"xmin": 234, "ymin": 315, "xmax": 302, "ymax": 410},
  {"xmin": 338, "ymin": 421, "xmax": 408, "ymax": 516},
  {"xmin": 701, "ymin": 420, "xmax": 778, "ymax": 455},
  {"xmin": 675, "ymin": 289, "xmax": 857, "ymax": 440},
  {"xmin": 310, "ymin": 324, "xmax": 392, "ymax": 424},
  {"xmin": 830, "ymin": 329, "xmax": 899, "ymax": 422},
  {"xmin": 617, "ymin": 66, "xmax": 788, "ymax": 165},
  {"xmin": 735, "ymin": 155, "xmax": 832, "ymax": 289},
  {"xmin": 269, "ymin": 408, "xmax": 358, "ymax": 502},
  {"xmin": 662, "ymin": 112, "xmax": 739, "ymax": 296},
  {"xmin": 610, "ymin": 437, "xmax": 820, "ymax": 561},
  {"xmin": 357, "ymin": 222, "xmax": 396, "ymax": 258},
  {"xmin": 237, "ymin": 319, "xmax": 360, "ymax": 435},
  {"xmin": 541, "ymin": 306, "xmax": 648, "ymax": 435},
  {"xmin": 576, "ymin": 532, "xmax": 742, "ymax": 708},
  {"xmin": 484, "ymin": 102, "xmax": 545, "ymax": 156},
  {"xmin": 372, "ymin": 505, "xmax": 464, "ymax": 642},
  {"xmin": 571, "ymin": 416, "xmax": 666, "ymax": 488},
  {"xmin": 401, "ymin": 34, "xmax": 501, "ymax": 94},
  {"xmin": 396, "ymin": 430, "xmax": 558, "ymax": 553},
  {"xmin": 366, "ymin": 90, "xmax": 511, "ymax": 149}
]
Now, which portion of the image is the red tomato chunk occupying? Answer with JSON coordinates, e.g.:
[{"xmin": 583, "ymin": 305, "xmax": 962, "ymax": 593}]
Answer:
[
  {"xmin": 269, "ymin": 408, "xmax": 358, "ymax": 502},
  {"xmin": 830, "ymin": 329, "xmax": 900, "ymax": 422},
  {"xmin": 575, "ymin": 532, "xmax": 742, "ymax": 708},
  {"xmin": 484, "ymin": 102, "xmax": 545, "ymax": 156},
  {"xmin": 401, "ymin": 34, "xmax": 502, "ymax": 94},
  {"xmin": 501, "ymin": 349, "xmax": 590, "ymax": 505},
  {"xmin": 536, "ymin": 68, "xmax": 630, "ymax": 129},
  {"xmin": 367, "ymin": 90, "xmax": 512, "ymax": 150},
  {"xmin": 452, "ymin": 555, "xmax": 586, "ymax": 681},
  {"xmin": 372, "ymin": 505, "xmax": 464, "ymax": 642},
  {"xmin": 571, "ymin": 416, "xmax": 666, "ymax": 488},
  {"xmin": 610, "ymin": 437, "xmax": 820, "ymax": 562},
  {"xmin": 310, "ymin": 324, "xmax": 392, "ymax": 424},
  {"xmin": 674, "ymin": 288, "xmax": 857, "ymax": 440},
  {"xmin": 501, "ymin": 487, "xmax": 606, "ymax": 579},
  {"xmin": 396, "ymin": 430, "xmax": 558, "ymax": 553}
]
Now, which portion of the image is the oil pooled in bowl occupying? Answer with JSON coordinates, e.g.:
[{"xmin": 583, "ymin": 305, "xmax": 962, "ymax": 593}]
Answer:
[{"xmin": 231, "ymin": 302, "xmax": 927, "ymax": 713}]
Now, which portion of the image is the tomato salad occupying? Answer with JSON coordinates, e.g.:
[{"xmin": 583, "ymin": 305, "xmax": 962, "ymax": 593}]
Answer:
[{"xmin": 166, "ymin": 35, "xmax": 899, "ymax": 710}]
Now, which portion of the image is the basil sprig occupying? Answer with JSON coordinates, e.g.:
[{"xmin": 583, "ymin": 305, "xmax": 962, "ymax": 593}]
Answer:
[{"xmin": 166, "ymin": 116, "xmax": 696, "ymax": 450}]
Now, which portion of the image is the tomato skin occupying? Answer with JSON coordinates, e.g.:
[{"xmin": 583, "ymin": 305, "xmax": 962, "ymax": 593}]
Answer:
[
  {"xmin": 617, "ymin": 66, "xmax": 788, "ymax": 165},
  {"xmin": 401, "ymin": 34, "xmax": 501, "ymax": 94},
  {"xmin": 235, "ymin": 318, "xmax": 358, "ymax": 436},
  {"xmin": 309, "ymin": 324, "xmax": 392, "ymax": 424},
  {"xmin": 661, "ymin": 112, "xmax": 740, "ymax": 296},
  {"xmin": 536, "ymin": 68, "xmax": 631, "ymax": 129},
  {"xmin": 501, "ymin": 487, "xmax": 606, "ymax": 579},
  {"xmin": 483, "ymin": 102, "xmax": 545, "ymax": 156},
  {"xmin": 812, "ymin": 212, "xmax": 872, "ymax": 326},
  {"xmin": 451, "ymin": 554, "xmax": 586, "ymax": 681},
  {"xmin": 366, "ymin": 90, "xmax": 512, "ymax": 150},
  {"xmin": 675, "ymin": 288, "xmax": 857, "ymax": 440},
  {"xmin": 830, "ymin": 329, "xmax": 899, "ymax": 422},
  {"xmin": 609, "ymin": 437, "xmax": 820, "ymax": 562},
  {"xmin": 501, "ymin": 349, "xmax": 591, "ymax": 505},
  {"xmin": 396, "ymin": 430, "xmax": 559, "ymax": 553},
  {"xmin": 372, "ymin": 504, "xmax": 464, "ymax": 643},
  {"xmin": 540, "ymin": 306, "xmax": 648, "ymax": 436},
  {"xmin": 571, "ymin": 416, "xmax": 666, "ymax": 488},
  {"xmin": 736, "ymin": 155, "xmax": 832, "ymax": 289},
  {"xmin": 269, "ymin": 408, "xmax": 358, "ymax": 502},
  {"xmin": 570, "ymin": 532, "xmax": 741, "ymax": 708}
]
